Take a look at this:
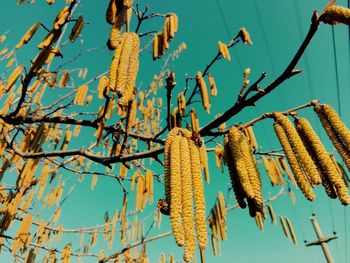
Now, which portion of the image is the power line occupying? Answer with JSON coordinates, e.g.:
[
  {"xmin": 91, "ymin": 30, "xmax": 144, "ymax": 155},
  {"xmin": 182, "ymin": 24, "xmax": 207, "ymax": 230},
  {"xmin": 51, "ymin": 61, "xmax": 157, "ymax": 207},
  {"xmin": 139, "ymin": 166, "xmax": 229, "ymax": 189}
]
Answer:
[
  {"xmin": 331, "ymin": 26, "xmax": 341, "ymax": 116},
  {"xmin": 252, "ymin": 0, "xmax": 286, "ymax": 109}
]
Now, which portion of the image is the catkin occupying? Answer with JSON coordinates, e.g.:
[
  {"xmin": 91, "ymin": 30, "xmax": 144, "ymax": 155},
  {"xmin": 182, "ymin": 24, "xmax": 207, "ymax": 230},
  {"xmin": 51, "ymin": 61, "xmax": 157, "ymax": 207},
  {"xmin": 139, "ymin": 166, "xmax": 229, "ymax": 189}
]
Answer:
[
  {"xmin": 224, "ymin": 140, "xmax": 247, "ymax": 208},
  {"xmin": 228, "ymin": 127, "xmax": 255, "ymax": 199},
  {"xmin": 180, "ymin": 137, "xmax": 196, "ymax": 262},
  {"xmin": 296, "ymin": 118, "xmax": 348, "ymax": 204},
  {"xmin": 273, "ymin": 122, "xmax": 315, "ymax": 201},
  {"xmin": 69, "ymin": 15, "xmax": 84, "ymax": 42},
  {"xmin": 238, "ymin": 27, "xmax": 253, "ymax": 45},
  {"xmin": 117, "ymin": 32, "xmax": 139, "ymax": 107},
  {"xmin": 16, "ymin": 22, "xmax": 40, "ymax": 49},
  {"xmin": 106, "ymin": 0, "xmax": 117, "ymax": 25},
  {"xmin": 267, "ymin": 204, "xmax": 277, "ymax": 225},
  {"xmin": 320, "ymin": 104, "xmax": 350, "ymax": 150},
  {"xmin": 5, "ymin": 66, "xmax": 24, "ymax": 91},
  {"xmin": 285, "ymin": 217, "xmax": 298, "ymax": 245},
  {"xmin": 164, "ymin": 128, "xmax": 181, "ymax": 203},
  {"xmin": 108, "ymin": 34, "xmax": 126, "ymax": 92},
  {"xmin": 274, "ymin": 113, "xmax": 321, "ymax": 186},
  {"xmin": 196, "ymin": 72, "xmax": 211, "ymax": 114},
  {"xmin": 279, "ymin": 216, "xmax": 290, "ymax": 241},
  {"xmin": 315, "ymin": 105, "xmax": 350, "ymax": 171},
  {"xmin": 190, "ymin": 109, "xmax": 200, "ymax": 132},
  {"xmin": 320, "ymin": 5, "xmax": 350, "ymax": 25},
  {"xmin": 188, "ymin": 138, "xmax": 207, "ymax": 250},
  {"xmin": 170, "ymin": 135, "xmax": 185, "ymax": 246},
  {"xmin": 177, "ymin": 92, "xmax": 186, "ymax": 116},
  {"xmin": 208, "ymin": 73, "xmax": 217, "ymax": 96},
  {"xmin": 242, "ymin": 133, "xmax": 264, "ymax": 213}
]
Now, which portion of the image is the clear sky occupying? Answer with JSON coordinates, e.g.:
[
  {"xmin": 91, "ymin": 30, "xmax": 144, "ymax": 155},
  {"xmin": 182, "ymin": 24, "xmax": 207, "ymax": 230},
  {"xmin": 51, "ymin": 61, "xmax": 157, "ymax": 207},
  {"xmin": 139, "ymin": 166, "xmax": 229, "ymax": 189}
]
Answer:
[{"xmin": 0, "ymin": 0, "xmax": 349, "ymax": 262}]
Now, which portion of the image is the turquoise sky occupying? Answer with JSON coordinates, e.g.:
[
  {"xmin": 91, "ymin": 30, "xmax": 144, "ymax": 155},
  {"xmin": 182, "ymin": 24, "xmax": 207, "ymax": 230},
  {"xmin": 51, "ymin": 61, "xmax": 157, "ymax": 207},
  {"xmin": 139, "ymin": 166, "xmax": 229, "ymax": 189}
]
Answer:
[{"xmin": 1, "ymin": 0, "xmax": 349, "ymax": 262}]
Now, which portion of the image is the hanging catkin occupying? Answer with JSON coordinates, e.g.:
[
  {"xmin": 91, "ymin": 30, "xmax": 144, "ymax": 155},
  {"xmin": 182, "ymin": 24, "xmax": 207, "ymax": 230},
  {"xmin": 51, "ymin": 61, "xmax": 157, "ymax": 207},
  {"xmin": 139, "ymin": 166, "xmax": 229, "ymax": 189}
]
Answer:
[
  {"xmin": 69, "ymin": 15, "xmax": 84, "ymax": 42},
  {"xmin": 227, "ymin": 127, "xmax": 255, "ymax": 199},
  {"xmin": 241, "ymin": 133, "xmax": 264, "ymax": 213},
  {"xmin": 274, "ymin": 113, "xmax": 321, "ymax": 186},
  {"xmin": 180, "ymin": 137, "xmax": 196, "ymax": 262},
  {"xmin": 296, "ymin": 118, "xmax": 349, "ymax": 204},
  {"xmin": 170, "ymin": 135, "xmax": 185, "ymax": 247},
  {"xmin": 279, "ymin": 216, "xmax": 290, "ymax": 241},
  {"xmin": 196, "ymin": 72, "xmax": 211, "ymax": 114},
  {"xmin": 320, "ymin": 5, "xmax": 350, "ymax": 25},
  {"xmin": 15, "ymin": 22, "xmax": 40, "ymax": 49},
  {"xmin": 285, "ymin": 217, "xmax": 298, "ymax": 245},
  {"xmin": 273, "ymin": 122, "xmax": 315, "ymax": 201},
  {"xmin": 164, "ymin": 127, "xmax": 181, "ymax": 203},
  {"xmin": 224, "ymin": 138, "xmax": 247, "ymax": 208},
  {"xmin": 319, "ymin": 104, "xmax": 350, "ymax": 150},
  {"xmin": 116, "ymin": 32, "xmax": 139, "ymax": 106},
  {"xmin": 208, "ymin": 73, "xmax": 217, "ymax": 96},
  {"xmin": 188, "ymin": 137, "xmax": 207, "ymax": 250},
  {"xmin": 315, "ymin": 105, "xmax": 350, "ymax": 171},
  {"xmin": 267, "ymin": 204, "xmax": 277, "ymax": 225}
]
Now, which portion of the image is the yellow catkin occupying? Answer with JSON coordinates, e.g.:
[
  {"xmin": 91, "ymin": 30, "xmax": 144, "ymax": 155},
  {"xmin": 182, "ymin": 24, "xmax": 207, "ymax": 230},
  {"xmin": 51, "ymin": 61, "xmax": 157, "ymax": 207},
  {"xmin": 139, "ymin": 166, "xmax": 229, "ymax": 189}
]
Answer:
[
  {"xmin": 62, "ymin": 243, "xmax": 71, "ymax": 263},
  {"xmin": 315, "ymin": 106, "xmax": 350, "ymax": 171},
  {"xmin": 215, "ymin": 144, "xmax": 224, "ymax": 172},
  {"xmin": 296, "ymin": 118, "xmax": 348, "ymax": 204},
  {"xmin": 285, "ymin": 217, "xmax": 298, "ymax": 245},
  {"xmin": 241, "ymin": 132, "xmax": 264, "ymax": 213},
  {"xmin": 261, "ymin": 156, "xmax": 278, "ymax": 186},
  {"xmin": 106, "ymin": 0, "xmax": 117, "ymax": 24},
  {"xmin": 273, "ymin": 122, "xmax": 315, "ymax": 201},
  {"xmin": 117, "ymin": 33, "xmax": 139, "ymax": 107},
  {"xmin": 177, "ymin": 92, "xmax": 186, "ymax": 116},
  {"xmin": 278, "ymin": 157, "xmax": 297, "ymax": 186},
  {"xmin": 246, "ymin": 126, "xmax": 258, "ymax": 151},
  {"xmin": 224, "ymin": 139, "xmax": 247, "ymax": 208},
  {"xmin": 58, "ymin": 70, "xmax": 70, "ymax": 87},
  {"xmin": 267, "ymin": 204, "xmax": 277, "ymax": 225},
  {"xmin": 188, "ymin": 137, "xmax": 207, "ymax": 250},
  {"xmin": 190, "ymin": 109, "xmax": 200, "ymax": 132},
  {"xmin": 196, "ymin": 72, "xmax": 211, "ymax": 114},
  {"xmin": 6, "ymin": 66, "xmax": 24, "ymax": 91},
  {"xmin": 208, "ymin": 73, "xmax": 217, "ymax": 96},
  {"xmin": 199, "ymin": 142, "xmax": 210, "ymax": 184},
  {"xmin": 238, "ymin": 27, "xmax": 253, "ymax": 45},
  {"xmin": 321, "ymin": 104, "xmax": 350, "ymax": 150},
  {"xmin": 54, "ymin": 7, "xmax": 69, "ymax": 30},
  {"xmin": 108, "ymin": 34, "xmax": 127, "ymax": 92},
  {"xmin": 228, "ymin": 127, "xmax": 255, "ymax": 199},
  {"xmin": 180, "ymin": 137, "xmax": 196, "ymax": 262},
  {"xmin": 69, "ymin": 15, "xmax": 84, "ymax": 42},
  {"xmin": 153, "ymin": 34, "xmax": 159, "ymax": 60},
  {"xmin": 98, "ymin": 76, "xmax": 109, "ymax": 99},
  {"xmin": 15, "ymin": 22, "xmax": 40, "ymax": 49},
  {"xmin": 164, "ymin": 128, "xmax": 181, "ymax": 203},
  {"xmin": 289, "ymin": 189, "xmax": 297, "ymax": 205},
  {"xmin": 274, "ymin": 113, "xmax": 321, "ymax": 186},
  {"xmin": 170, "ymin": 135, "xmax": 185, "ymax": 246},
  {"xmin": 279, "ymin": 216, "xmax": 290, "ymax": 241},
  {"xmin": 320, "ymin": 5, "xmax": 350, "ymax": 25}
]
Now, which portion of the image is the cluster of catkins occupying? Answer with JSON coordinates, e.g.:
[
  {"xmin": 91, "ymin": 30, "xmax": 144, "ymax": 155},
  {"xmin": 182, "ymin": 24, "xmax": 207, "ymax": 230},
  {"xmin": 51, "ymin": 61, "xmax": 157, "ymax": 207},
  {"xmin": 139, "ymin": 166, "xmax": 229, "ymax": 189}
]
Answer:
[
  {"xmin": 153, "ymin": 13, "xmax": 178, "ymax": 60},
  {"xmin": 224, "ymin": 126, "xmax": 264, "ymax": 218},
  {"xmin": 105, "ymin": 0, "xmax": 139, "ymax": 107},
  {"xmin": 273, "ymin": 104, "xmax": 350, "ymax": 205},
  {"xmin": 106, "ymin": 0, "xmax": 133, "ymax": 49},
  {"xmin": 208, "ymin": 192, "xmax": 227, "ymax": 255},
  {"xmin": 163, "ymin": 128, "xmax": 207, "ymax": 262}
]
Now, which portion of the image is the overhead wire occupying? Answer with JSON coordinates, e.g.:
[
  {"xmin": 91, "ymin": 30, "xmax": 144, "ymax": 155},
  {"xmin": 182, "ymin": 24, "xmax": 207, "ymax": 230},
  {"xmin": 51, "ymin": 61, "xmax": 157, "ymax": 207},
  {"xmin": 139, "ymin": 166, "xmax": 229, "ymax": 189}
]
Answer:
[
  {"xmin": 292, "ymin": 0, "xmax": 337, "ymax": 245},
  {"xmin": 252, "ymin": 0, "xmax": 286, "ymax": 109}
]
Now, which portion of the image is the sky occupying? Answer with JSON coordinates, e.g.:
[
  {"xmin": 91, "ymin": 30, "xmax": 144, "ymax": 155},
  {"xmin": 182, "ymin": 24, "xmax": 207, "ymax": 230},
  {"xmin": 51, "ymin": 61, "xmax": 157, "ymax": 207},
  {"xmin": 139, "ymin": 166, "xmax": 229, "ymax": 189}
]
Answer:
[{"xmin": 0, "ymin": 0, "xmax": 349, "ymax": 262}]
